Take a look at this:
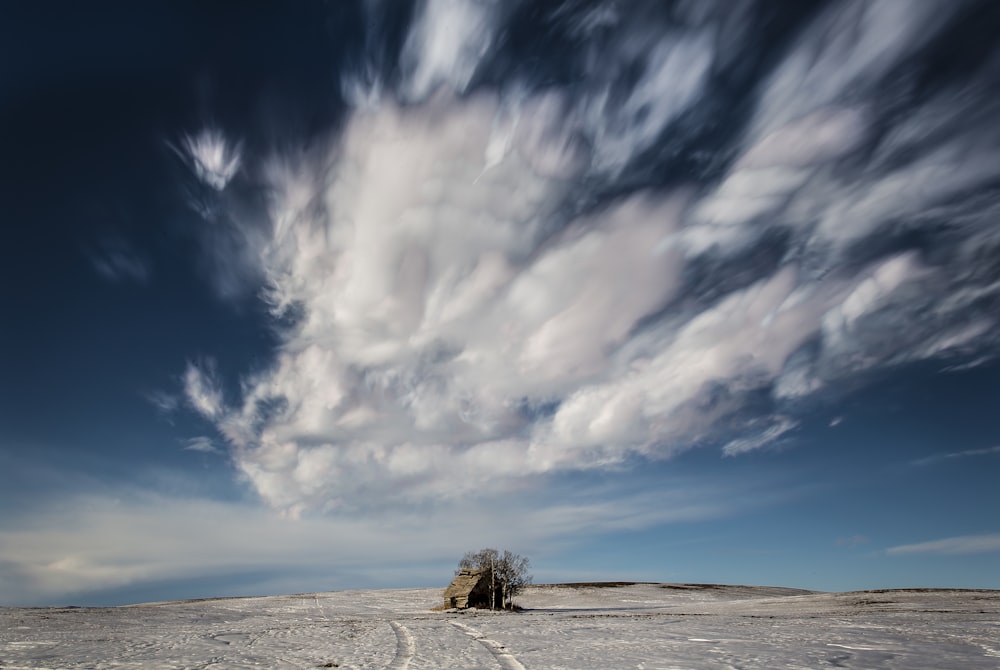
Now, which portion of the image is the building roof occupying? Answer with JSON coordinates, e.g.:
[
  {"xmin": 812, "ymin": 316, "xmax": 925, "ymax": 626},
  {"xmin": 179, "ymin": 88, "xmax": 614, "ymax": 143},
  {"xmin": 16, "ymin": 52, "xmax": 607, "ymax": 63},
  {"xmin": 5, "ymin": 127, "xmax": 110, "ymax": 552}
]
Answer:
[{"xmin": 444, "ymin": 568, "xmax": 487, "ymax": 600}]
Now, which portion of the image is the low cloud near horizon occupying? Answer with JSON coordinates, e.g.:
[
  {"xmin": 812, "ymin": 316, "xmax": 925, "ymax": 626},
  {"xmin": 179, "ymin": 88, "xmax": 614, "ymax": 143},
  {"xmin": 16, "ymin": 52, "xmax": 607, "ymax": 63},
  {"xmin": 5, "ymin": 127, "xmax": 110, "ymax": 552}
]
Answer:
[{"xmin": 0, "ymin": 473, "xmax": 745, "ymax": 605}]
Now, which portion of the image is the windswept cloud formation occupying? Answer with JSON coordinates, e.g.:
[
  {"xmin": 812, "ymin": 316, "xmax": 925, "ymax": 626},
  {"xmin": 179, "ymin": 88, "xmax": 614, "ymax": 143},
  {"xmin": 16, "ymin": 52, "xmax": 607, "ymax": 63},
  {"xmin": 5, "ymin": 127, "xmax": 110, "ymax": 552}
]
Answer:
[{"xmin": 179, "ymin": 1, "xmax": 1000, "ymax": 516}]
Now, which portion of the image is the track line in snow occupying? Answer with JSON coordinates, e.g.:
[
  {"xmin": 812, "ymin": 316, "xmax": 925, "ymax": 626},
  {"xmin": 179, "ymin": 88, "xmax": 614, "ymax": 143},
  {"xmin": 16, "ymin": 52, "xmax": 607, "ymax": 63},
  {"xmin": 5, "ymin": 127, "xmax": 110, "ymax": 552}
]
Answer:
[
  {"xmin": 313, "ymin": 594, "xmax": 332, "ymax": 623},
  {"xmin": 387, "ymin": 621, "xmax": 414, "ymax": 670},
  {"xmin": 449, "ymin": 620, "xmax": 526, "ymax": 670}
]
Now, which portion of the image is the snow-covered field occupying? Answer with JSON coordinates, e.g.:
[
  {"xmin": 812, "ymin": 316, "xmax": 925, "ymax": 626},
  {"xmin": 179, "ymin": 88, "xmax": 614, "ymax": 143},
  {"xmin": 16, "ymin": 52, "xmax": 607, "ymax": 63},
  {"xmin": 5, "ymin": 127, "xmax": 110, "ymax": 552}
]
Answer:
[{"xmin": 1, "ymin": 583, "xmax": 998, "ymax": 669}]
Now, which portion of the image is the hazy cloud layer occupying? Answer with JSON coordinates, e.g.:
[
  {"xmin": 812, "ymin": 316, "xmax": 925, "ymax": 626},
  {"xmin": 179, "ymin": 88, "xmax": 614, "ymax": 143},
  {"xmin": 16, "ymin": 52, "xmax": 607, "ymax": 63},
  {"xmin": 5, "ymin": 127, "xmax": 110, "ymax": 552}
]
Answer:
[
  {"xmin": 0, "ymin": 478, "xmax": 739, "ymax": 604},
  {"xmin": 178, "ymin": 1, "xmax": 1000, "ymax": 516}
]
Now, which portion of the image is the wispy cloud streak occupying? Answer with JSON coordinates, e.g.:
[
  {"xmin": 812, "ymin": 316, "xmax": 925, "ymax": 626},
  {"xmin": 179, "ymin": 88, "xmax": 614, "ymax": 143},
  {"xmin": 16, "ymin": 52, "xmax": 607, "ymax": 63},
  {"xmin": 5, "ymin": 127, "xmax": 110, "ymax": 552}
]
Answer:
[
  {"xmin": 183, "ymin": 436, "xmax": 221, "ymax": 454},
  {"xmin": 911, "ymin": 445, "xmax": 1000, "ymax": 467},
  {"xmin": 887, "ymin": 533, "xmax": 1000, "ymax": 556},
  {"xmin": 183, "ymin": 360, "xmax": 225, "ymax": 421}
]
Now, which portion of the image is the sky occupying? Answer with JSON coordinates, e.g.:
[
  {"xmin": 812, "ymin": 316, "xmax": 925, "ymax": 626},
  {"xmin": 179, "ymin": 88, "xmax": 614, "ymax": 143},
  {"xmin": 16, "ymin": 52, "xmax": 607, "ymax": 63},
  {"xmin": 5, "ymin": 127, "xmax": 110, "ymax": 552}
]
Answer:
[{"xmin": 1, "ymin": 0, "xmax": 999, "ymax": 607}]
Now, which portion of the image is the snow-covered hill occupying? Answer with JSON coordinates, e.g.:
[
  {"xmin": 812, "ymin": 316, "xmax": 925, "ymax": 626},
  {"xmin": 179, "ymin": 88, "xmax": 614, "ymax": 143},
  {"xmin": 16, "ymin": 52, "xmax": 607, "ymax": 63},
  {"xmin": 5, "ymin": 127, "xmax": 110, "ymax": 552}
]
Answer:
[{"xmin": 1, "ymin": 583, "xmax": 997, "ymax": 668}]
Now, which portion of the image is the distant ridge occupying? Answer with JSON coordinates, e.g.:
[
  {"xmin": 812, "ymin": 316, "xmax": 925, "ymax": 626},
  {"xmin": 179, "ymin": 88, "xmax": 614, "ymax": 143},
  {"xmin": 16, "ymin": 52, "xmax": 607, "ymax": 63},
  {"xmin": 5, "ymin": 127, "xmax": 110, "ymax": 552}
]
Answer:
[{"xmin": 535, "ymin": 582, "xmax": 815, "ymax": 595}]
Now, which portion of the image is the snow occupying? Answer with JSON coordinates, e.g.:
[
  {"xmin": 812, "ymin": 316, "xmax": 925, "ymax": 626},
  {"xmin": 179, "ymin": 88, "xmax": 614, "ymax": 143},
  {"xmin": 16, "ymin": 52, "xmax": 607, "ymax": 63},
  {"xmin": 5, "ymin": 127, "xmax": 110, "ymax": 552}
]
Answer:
[{"xmin": 1, "ymin": 584, "xmax": 997, "ymax": 668}]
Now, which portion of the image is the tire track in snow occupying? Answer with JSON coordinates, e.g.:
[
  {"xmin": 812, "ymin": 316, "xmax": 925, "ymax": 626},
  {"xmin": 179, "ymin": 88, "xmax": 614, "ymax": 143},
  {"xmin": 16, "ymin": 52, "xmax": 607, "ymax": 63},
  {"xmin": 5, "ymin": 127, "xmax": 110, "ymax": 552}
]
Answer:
[
  {"xmin": 449, "ymin": 620, "xmax": 526, "ymax": 670},
  {"xmin": 387, "ymin": 621, "xmax": 414, "ymax": 670}
]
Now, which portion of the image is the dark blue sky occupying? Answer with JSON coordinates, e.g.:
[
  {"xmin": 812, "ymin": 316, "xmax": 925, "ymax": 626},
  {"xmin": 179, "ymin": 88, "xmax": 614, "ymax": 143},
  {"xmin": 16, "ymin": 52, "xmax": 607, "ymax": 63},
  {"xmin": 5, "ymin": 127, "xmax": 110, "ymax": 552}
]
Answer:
[{"xmin": 2, "ymin": 0, "xmax": 999, "ymax": 606}]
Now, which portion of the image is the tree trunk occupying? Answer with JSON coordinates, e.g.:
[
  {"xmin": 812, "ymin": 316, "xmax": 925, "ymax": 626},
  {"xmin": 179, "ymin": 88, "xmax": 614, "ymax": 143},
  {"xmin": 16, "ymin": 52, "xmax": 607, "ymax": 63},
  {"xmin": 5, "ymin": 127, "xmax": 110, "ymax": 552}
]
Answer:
[{"xmin": 490, "ymin": 556, "xmax": 496, "ymax": 610}]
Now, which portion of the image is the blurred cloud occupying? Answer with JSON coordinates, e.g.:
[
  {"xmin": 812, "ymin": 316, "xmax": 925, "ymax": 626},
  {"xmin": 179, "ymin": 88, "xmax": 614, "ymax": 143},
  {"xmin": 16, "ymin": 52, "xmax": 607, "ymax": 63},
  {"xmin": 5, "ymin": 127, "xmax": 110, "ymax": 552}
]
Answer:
[
  {"xmin": 176, "ymin": 1, "xmax": 1000, "ymax": 518},
  {"xmin": 145, "ymin": 390, "xmax": 180, "ymax": 416},
  {"xmin": 89, "ymin": 238, "xmax": 150, "ymax": 284}
]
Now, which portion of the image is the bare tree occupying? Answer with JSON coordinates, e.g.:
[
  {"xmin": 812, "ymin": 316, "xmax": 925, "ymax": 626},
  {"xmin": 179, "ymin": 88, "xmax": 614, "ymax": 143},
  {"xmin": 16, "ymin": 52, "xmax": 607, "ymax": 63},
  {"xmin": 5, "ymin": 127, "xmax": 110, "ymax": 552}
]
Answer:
[
  {"xmin": 496, "ymin": 549, "xmax": 531, "ymax": 608},
  {"xmin": 458, "ymin": 548, "xmax": 532, "ymax": 609}
]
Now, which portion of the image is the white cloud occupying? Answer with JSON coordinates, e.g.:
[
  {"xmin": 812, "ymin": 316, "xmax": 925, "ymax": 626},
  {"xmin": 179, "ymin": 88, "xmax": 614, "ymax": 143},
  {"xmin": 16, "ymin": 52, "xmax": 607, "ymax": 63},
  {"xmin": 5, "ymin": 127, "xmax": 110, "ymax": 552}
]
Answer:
[
  {"xmin": 722, "ymin": 417, "xmax": 798, "ymax": 456},
  {"xmin": 538, "ymin": 266, "xmax": 823, "ymax": 460},
  {"xmin": 683, "ymin": 0, "xmax": 976, "ymax": 258},
  {"xmin": 180, "ymin": 129, "xmax": 242, "ymax": 190},
  {"xmin": 182, "ymin": 436, "xmax": 220, "ymax": 454},
  {"xmin": 820, "ymin": 253, "xmax": 927, "ymax": 348},
  {"xmin": 583, "ymin": 29, "xmax": 714, "ymax": 173},
  {"xmin": 690, "ymin": 107, "xmax": 868, "ymax": 235},
  {"xmin": 183, "ymin": 361, "xmax": 225, "ymax": 421},
  {"xmin": 188, "ymin": 92, "xmax": 822, "ymax": 515},
  {"xmin": 400, "ymin": 0, "xmax": 500, "ymax": 101},
  {"xmin": 185, "ymin": 85, "xmax": 998, "ymax": 515},
  {"xmin": 815, "ymin": 139, "xmax": 1000, "ymax": 248},
  {"xmin": 739, "ymin": 108, "xmax": 869, "ymax": 171},
  {"xmin": 886, "ymin": 533, "xmax": 1000, "ymax": 556},
  {"xmin": 751, "ymin": 0, "xmax": 957, "ymax": 139}
]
